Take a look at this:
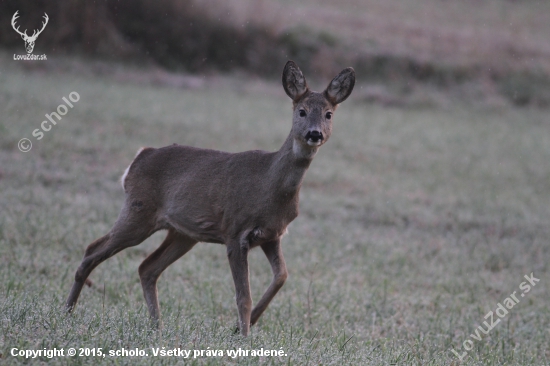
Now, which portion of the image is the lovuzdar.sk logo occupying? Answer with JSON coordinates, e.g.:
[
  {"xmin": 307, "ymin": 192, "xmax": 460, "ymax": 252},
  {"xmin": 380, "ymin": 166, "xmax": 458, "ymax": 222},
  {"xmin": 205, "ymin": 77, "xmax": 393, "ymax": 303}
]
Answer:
[{"xmin": 12, "ymin": 10, "xmax": 48, "ymax": 61}]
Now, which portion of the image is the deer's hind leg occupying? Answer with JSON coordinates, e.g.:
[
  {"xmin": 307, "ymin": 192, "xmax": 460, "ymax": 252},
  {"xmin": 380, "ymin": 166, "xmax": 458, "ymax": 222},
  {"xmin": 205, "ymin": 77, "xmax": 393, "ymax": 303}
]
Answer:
[
  {"xmin": 138, "ymin": 229, "xmax": 197, "ymax": 326},
  {"xmin": 66, "ymin": 204, "xmax": 158, "ymax": 311}
]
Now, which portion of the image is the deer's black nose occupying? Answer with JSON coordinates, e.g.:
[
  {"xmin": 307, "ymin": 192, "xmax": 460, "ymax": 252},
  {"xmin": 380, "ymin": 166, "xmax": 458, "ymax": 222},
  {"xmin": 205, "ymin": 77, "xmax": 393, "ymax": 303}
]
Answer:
[{"xmin": 306, "ymin": 130, "xmax": 323, "ymax": 142}]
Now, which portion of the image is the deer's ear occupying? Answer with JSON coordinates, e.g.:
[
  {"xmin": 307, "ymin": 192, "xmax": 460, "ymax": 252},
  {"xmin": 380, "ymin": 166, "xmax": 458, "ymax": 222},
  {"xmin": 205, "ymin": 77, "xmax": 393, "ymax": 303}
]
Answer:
[
  {"xmin": 324, "ymin": 67, "xmax": 355, "ymax": 105},
  {"xmin": 282, "ymin": 61, "xmax": 309, "ymax": 102}
]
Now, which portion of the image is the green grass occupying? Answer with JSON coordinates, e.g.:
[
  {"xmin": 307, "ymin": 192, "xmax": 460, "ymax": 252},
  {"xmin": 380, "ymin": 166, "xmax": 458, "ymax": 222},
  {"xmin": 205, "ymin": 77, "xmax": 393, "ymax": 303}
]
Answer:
[{"xmin": 0, "ymin": 59, "xmax": 549, "ymax": 365}]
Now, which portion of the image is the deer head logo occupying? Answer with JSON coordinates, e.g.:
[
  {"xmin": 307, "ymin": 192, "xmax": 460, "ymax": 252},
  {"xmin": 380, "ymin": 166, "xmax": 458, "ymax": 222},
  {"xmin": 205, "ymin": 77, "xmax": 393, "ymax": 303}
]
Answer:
[{"xmin": 11, "ymin": 11, "xmax": 49, "ymax": 54}]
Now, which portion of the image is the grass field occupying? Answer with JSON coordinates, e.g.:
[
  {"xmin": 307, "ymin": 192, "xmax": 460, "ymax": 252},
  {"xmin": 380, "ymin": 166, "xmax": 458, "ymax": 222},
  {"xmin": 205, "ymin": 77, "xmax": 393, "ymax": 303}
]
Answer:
[{"xmin": 1, "ymin": 56, "xmax": 549, "ymax": 365}]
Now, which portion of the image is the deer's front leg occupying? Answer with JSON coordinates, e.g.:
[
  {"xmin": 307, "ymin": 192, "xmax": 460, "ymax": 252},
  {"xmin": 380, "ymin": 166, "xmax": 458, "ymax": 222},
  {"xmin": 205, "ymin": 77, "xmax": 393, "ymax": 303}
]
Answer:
[
  {"xmin": 251, "ymin": 239, "xmax": 287, "ymax": 326},
  {"xmin": 227, "ymin": 241, "xmax": 252, "ymax": 336}
]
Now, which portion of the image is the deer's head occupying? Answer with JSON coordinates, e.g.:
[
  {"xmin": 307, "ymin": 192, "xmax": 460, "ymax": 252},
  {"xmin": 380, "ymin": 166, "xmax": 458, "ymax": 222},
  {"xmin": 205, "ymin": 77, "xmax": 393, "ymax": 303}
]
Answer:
[
  {"xmin": 11, "ymin": 11, "xmax": 49, "ymax": 54},
  {"xmin": 282, "ymin": 61, "xmax": 355, "ymax": 153}
]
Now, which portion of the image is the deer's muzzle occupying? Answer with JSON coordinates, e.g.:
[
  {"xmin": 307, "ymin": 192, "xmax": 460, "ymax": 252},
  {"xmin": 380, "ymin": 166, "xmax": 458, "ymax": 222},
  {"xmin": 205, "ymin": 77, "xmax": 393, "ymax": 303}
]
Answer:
[{"xmin": 305, "ymin": 130, "xmax": 324, "ymax": 146}]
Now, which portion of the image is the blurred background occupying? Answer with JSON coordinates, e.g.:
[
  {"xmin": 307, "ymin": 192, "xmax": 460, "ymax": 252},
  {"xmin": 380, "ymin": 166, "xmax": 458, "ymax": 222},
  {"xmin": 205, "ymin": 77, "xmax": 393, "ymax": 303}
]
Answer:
[{"xmin": 1, "ymin": 0, "xmax": 550, "ymax": 106}]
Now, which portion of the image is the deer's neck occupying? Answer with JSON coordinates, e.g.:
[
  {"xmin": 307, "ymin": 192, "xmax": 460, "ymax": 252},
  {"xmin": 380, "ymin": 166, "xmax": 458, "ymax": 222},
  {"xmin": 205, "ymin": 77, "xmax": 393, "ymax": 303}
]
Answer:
[{"xmin": 269, "ymin": 134, "xmax": 318, "ymax": 197}]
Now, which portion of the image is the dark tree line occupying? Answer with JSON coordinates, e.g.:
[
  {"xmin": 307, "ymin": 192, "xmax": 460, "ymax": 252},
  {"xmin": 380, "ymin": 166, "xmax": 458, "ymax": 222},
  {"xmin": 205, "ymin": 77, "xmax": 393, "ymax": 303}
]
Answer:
[{"xmin": 0, "ymin": 0, "xmax": 293, "ymax": 75}]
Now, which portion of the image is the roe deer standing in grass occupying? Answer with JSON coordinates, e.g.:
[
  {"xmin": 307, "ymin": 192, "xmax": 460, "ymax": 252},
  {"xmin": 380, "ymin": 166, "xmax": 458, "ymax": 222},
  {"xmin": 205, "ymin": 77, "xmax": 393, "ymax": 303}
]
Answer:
[{"xmin": 66, "ymin": 61, "xmax": 355, "ymax": 336}]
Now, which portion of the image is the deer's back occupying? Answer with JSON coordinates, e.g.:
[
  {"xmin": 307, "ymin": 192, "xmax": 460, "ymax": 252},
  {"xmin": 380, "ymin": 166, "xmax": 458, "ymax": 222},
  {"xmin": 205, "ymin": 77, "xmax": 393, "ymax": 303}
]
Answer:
[{"xmin": 121, "ymin": 144, "xmax": 298, "ymax": 244}]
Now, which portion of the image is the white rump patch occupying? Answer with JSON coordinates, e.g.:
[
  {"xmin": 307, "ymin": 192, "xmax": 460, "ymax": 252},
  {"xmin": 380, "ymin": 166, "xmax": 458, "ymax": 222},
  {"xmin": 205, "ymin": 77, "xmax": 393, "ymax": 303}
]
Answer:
[
  {"xmin": 120, "ymin": 147, "xmax": 145, "ymax": 191},
  {"xmin": 120, "ymin": 165, "xmax": 131, "ymax": 191}
]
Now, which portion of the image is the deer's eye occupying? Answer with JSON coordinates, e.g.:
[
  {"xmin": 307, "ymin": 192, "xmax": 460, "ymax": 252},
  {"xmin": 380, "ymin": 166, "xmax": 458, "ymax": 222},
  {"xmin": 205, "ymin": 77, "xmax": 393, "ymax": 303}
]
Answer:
[
  {"xmin": 299, "ymin": 110, "xmax": 307, "ymax": 117},
  {"xmin": 325, "ymin": 112, "xmax": 332, "ymax": 120}
]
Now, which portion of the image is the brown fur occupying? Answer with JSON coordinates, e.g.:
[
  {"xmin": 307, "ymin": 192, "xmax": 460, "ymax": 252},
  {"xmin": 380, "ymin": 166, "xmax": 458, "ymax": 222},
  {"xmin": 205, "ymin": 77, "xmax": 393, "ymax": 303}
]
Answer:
[{"xmin": 66, "ymin": 61, "xmax": 355, "ymax": 336}]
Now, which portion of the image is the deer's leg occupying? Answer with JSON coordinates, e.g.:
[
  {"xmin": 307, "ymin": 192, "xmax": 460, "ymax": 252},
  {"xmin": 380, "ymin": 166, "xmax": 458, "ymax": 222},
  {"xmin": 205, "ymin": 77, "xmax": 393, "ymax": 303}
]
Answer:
[
  {"xmin": 227, "ymin": 242, "xmax": 252, "ymax": 336},
  {"xmin": 66, "ymin": 212, "xmax": 156, "ymax": 311},
  {"xmin": 250, "ymin": 239, "xmax": 287, "ymax": 326},
  {"xmin": 138, "ymin": 229, "xmax": 197, "ymax": 326}
]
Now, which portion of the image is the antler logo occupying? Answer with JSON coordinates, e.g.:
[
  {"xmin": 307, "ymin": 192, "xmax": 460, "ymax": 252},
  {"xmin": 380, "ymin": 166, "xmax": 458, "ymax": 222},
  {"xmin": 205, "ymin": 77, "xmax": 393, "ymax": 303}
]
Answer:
[{"xmin": 11, "ymin": 11, "xmax": 49, "ymax": 54}]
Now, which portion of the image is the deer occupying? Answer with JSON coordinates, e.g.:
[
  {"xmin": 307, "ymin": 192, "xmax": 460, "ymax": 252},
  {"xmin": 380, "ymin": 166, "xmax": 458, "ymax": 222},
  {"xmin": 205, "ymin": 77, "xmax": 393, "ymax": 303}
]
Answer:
[
  {"xmin": 11, "ymin": 11, "xmax": 49, "ymax": 54},
  {"xmin": 66, "ymin": 61, "xmax": 355, "ymax": 336}
]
